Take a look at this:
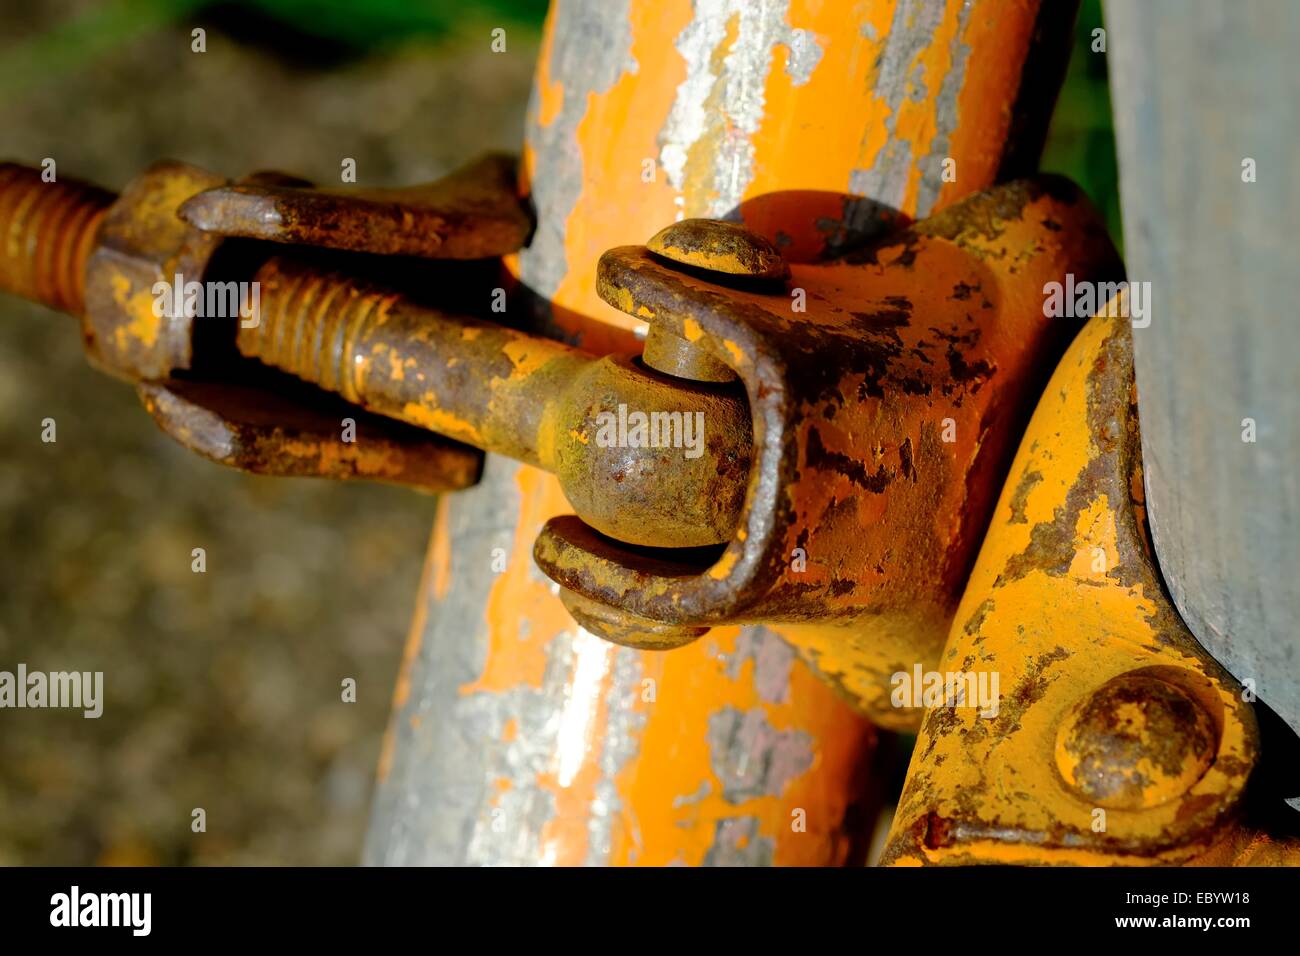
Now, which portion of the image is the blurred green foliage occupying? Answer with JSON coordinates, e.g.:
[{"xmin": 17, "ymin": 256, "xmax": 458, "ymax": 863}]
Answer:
[
  {"xmin": 232, "ymin": 0, "xmax": 550, "ymax": 46},
  {"xmin": 0, "ymin": 0, "xmax": 200, "ymax": 93},
  {"xmin": 1040, "ymin": 0, "xmax": 1123, "ymax": 251},
  {"xmin": 0, "ymin": 0, "xmax": 549, "ymax": 92}
]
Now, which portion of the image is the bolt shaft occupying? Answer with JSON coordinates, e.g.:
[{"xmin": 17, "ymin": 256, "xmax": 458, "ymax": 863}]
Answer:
[
  {"xmin": 238, "ymin": 256, "xmax": 748, "ymax": 549},
  {"xmin": 239, "ymin": 258, "xmax": 388, "ymax": 406},
  {"xmin": 0, "ymin": 163, "xmax": 114, "ymax": 315},
  {"xmin": 238, "ymin": 256, "xmax": 590, "ymax": 466}
]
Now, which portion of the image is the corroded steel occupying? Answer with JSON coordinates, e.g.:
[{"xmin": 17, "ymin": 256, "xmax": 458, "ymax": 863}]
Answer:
[
  {"xmin": 0, "ymin": 160, "xmax": 495, "ymax": 491},
  {"xmin": 139, "ymin": 376, "xmax": 481, "ymax": 491},
  {"xmin": 647, "ymin": 218, "xmax": 790, "ymax": 282},
  {"xmin": 539, "ymin": 178, "xmax": 1121, "ymax": 726},
  {"xmin": 236, "ymin": 256, "xmax": 752, "ymax": 548},
  {"xmin": 179, "ymin": 153, "xmax": 531, "ymax": 259},
  {"xmin": 0, "ymin": 156, "xmax": 759, "ymax": 548},
  {"xmin": 0, "ymin": 160, "xmax": 228, "ymax": 382},
  {"xmin": 83, "ymin": 160, "xmax": 229, "ymax": 381},
  {"xmin": 881, "ymin": 308, "xmax": 1261, "ymax": 865},
  {"xmin": 0, "ymin": 163, "xmax": 112, "ymax": 316},
  {"xmin": 0, "ymin": 0, "xmax": 1101, "ymax": 871},
  {"xmin": 1, "ymin": 0, "xmax": 1287, "ymax": 871},
  {"xmin": 641, "ymin": 323, "xmax": 736, "ymax": 383}
]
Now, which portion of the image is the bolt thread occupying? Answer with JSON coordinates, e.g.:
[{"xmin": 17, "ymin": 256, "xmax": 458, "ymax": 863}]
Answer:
[
  {"xmin": 238, "ymin": 260, "xmax": 396, "ymax": 405},
  {"xmin": 0, "ymin": 163, "xmax": 115, "ymax": 315}
]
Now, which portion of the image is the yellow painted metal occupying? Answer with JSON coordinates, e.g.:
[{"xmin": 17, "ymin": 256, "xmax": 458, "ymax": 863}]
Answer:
[{"xmin": 882, "ymin": 304, "xmax": 1261, "ymax": 865}]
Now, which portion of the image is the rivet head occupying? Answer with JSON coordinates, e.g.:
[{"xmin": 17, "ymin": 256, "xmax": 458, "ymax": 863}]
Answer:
[
  {"xmin": 647, "ymin": 219, "xmax": 790, "ymax": 282},
  {"xmin": 1054, "ymin": 673, "xmax": 1216, "ymax": 810}
]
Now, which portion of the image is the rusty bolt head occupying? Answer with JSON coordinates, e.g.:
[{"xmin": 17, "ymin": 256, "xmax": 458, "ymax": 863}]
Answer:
[
  {"xmin": 1054, "ymin": 672, "xmax": 1217, "ymax": 810},
  {"xmin": 646, "ymin": 218, "xmax": 790, "ymax": 283},
  {"xmin": 82, "ymin": 160, "xmax": 228, "ymax": 381}
]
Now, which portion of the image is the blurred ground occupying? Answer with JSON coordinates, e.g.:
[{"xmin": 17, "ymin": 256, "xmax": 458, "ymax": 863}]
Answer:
[{"xmin": 0, "ymin": 2, "xmax": 537, "ymax": 864}]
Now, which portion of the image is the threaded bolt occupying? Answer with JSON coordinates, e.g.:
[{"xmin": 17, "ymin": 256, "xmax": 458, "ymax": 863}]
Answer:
[
  {"xmin": 237, "ymin": 258, "xmax": 398, "ymax": 407},
  {"xmin": 0, "ymin": 163, "xmax": 115, "ymax": 316}
]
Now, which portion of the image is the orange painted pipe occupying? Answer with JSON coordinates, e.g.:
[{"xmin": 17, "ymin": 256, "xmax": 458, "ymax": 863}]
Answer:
[{"xmin": 367, "ymin": 0, "xmax": 1076, "ymax": 866}]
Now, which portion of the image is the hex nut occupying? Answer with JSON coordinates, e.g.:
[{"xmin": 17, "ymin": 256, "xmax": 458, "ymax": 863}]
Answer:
[{"xmin": 82, "ymin": 161, "xmax": 228, "ymax": 381}]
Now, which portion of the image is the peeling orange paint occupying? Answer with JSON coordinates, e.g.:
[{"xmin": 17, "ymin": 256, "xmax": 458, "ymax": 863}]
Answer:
[
  {"xmin": 608, "ymin": 627, "xmax": 873, "ymax": 866},
  {"xmin": 460, "ymin": 466, "xmax": 573, "ymax": 696},
  {"xmin": 407, "ymin": 0, "xmax": 1060, "ymax": 866}
]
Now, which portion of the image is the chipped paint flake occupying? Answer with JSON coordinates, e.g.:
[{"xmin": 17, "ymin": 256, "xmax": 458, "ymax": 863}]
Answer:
[
  {"xmin": 659, "ymin": 0, "xmax": 824, "ymax": 217},
  {"xmin": 707, "ymin": 705, "xmax": 814, "ymax": 804},
  {"xmin": 725, "ymin": 627, "xmax": 796, "ymax": 704}
]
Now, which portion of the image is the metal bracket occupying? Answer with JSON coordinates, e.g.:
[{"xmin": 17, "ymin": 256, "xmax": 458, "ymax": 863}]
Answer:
[
  {"xmin": 535, "ymin": 177, "xmax": 1122, "ymax": 726},
  {"xmin": 881, "ymin": 311, "xmax": 1269, "ymax": 864}
]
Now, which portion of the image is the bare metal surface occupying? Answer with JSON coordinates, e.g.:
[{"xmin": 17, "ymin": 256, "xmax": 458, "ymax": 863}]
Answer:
[
  {"xmin": 656, "ymin": 0, "xmax": 823, "ymax": 220},
  {"xmin": 515, "ymin": 0, "xmax": 635, "ymax": 326},
  {"xmin": 1107, "ymin": 0, "xmax": 1300, "ymax": 737},
  {"xmin": 847, "ymin": 0, "xmax": 953, "ymax": 230}
]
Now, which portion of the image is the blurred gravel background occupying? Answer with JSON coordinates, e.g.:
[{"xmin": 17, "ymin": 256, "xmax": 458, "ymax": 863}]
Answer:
[{"xmin": 0, "ymin": 0, "xmax": 538, "ymax": 865}]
